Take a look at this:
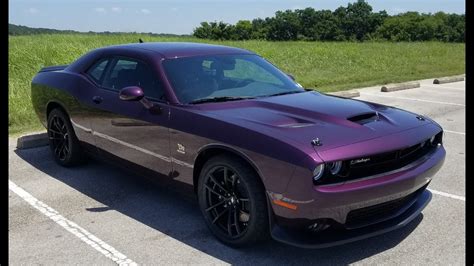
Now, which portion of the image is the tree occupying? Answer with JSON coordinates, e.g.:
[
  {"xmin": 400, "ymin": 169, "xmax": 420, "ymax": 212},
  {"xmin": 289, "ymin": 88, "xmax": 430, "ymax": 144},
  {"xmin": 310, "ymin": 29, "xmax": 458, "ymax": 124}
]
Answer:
[
  {"xmin": 251, "ymin": 18, "xmax": 270, "ymax": 39},
  {"xmin": 310, "ymin": 10, "xmax": 344, "ymax": 41},
  {"xmin": 334, "ymin": 0, "xmax": 383, "ymax": 41},
  {"xmin": 192, "ymin": 1, "xmax": 464, "ymax": 42},
  {"xmin": 232, "ymin": 20, "xmax": 253, "ymax": 40},
  {"xmin": 266, "ymin": 10, "xmax": 300, "ymax": 41},
  {"xmin": 193, "ymin": 21, "xmax": 234, "ymax": 40},
  {"xmin": 193, "ymin": 22, "xmax": 213, "ymax": 39}
]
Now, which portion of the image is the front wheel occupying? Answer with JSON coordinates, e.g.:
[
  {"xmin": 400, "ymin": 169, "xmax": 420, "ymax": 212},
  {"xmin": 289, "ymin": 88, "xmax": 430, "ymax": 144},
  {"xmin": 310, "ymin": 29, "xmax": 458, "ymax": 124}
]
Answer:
[
  {"xmin": 197, "ymin": 155, "xmax": 269, "ymax": 247},
  {"xmin": 47, "ymin": 108, "xmax": 85, "ymax": 167}
]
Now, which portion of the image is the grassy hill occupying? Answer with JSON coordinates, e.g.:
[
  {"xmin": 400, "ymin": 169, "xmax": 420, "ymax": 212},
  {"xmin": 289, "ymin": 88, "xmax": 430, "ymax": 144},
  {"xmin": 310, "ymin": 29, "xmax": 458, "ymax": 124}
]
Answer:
[{"xmin": 9, "ymin": 34, "xmax": 465, "ymax": 134}]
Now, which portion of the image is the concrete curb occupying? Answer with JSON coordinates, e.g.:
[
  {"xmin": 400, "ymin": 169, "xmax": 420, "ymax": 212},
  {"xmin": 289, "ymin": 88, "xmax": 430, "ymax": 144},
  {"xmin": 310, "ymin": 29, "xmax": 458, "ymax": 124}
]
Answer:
[
  {"xmin": 381, "ymin": 82, "xmax": 420, "ymax": 92},
  {"xmin": 327, "ymin": 89, "xmax": 360, "ymax": 98},
  {"xmin": 433, "ymin": 75, "xmax": 465, "ymax": 84},
  {"xmin": 17, "ymin": 132, "xmax": 49, "ymax": 149}
]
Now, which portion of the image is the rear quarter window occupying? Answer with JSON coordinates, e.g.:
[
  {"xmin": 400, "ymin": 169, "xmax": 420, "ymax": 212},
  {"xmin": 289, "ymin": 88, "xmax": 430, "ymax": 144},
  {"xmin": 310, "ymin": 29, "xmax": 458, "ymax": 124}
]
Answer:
[{"xmin": 86, "ymin": 59, "xmax": 109, "ymax": 83}]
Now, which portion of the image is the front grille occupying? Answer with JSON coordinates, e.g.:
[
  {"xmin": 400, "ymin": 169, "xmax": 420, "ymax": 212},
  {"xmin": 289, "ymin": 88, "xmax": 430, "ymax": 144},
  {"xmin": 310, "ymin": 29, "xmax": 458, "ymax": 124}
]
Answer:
[
  {"xmin": 348, "ymin": 132, "xmax": 442, "ymax": 179},
  {"xmin": 315, "ymin": 131, "xmax": 442, "ymax": 185},
  {"xmin": 345, "ymin": 184, "xmax": 427, "ymax": 229}
]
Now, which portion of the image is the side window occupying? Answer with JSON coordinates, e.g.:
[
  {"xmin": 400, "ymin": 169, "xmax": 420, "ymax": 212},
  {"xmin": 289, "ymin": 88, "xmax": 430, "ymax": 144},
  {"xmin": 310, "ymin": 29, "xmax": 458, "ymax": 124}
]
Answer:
[
  {"xmin": 86, "ymin": 59, "xmax": 109, "ymax": 84},
  {"xmin": 102, "ymin": 58, "xmax": 165, "ymax": 101}
]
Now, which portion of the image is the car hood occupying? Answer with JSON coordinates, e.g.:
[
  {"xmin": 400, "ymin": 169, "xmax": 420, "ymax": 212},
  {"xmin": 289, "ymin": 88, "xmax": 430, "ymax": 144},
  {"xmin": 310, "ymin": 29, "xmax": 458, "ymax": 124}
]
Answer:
[{"xmin": 196, "ymin": 91, "xmax": 432, "ymax": 155}]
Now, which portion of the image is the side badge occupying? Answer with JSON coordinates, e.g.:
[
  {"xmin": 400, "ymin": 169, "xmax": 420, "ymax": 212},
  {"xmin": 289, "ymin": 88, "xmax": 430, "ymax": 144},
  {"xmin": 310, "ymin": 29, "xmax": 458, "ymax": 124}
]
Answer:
[{"xmin": 177, "ymin": 143, "xmax": 186, "ymax": 154}]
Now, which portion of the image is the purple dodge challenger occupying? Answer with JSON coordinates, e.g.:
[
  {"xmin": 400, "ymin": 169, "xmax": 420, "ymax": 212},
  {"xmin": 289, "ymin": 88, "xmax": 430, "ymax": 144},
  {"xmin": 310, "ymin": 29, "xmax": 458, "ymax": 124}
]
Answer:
[{"xmin": 31, "ymin": 42, "xmax": 445, "ymax": 248}]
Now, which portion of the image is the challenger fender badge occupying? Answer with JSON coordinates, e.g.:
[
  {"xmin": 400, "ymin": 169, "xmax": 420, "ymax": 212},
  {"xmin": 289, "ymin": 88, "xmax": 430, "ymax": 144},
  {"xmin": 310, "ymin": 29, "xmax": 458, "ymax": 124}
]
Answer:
[{"xmin": 177, "ymin": 143, "xmax": 186, "ymax": 154}]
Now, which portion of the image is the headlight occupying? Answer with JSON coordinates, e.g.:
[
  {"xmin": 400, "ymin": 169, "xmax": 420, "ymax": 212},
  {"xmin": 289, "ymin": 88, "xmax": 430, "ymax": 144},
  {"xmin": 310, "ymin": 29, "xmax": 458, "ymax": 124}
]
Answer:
[
  {"xmin": 313, "ymin": 164, "xmax": 325, "ymax": 181},
  {"xmin": 327, "ymin": 161, "xmax": 342, "ymax": 175}
]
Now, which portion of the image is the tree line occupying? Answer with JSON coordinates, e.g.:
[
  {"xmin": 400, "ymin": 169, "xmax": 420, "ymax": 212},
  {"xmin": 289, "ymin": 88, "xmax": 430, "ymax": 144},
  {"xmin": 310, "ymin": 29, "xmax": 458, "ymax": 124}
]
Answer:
[
  {"xmin": 193, "ymin": 0, "xmax": 464, "ymax": 42},
  {"xmin": 8, "ymin": 24, "xmax": 191, "ymax": 37}
]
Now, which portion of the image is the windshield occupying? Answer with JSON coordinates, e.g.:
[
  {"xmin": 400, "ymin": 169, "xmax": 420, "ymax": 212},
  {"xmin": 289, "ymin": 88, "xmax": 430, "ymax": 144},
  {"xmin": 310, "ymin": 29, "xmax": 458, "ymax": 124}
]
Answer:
[{"xmin": 162, "ymin": 54, "xmax": 304, "ymax": 104}]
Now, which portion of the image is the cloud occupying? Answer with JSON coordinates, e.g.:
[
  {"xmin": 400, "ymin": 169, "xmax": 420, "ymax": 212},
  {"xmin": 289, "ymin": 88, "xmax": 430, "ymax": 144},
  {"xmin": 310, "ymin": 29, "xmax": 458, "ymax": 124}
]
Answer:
[
  {"xmin": 140, "ymin": 9, "xmax": 151, "ymax": 14},
  {"xmin": 26, "ymin": 7, "xmax": 39, "ymax": 14},
  {"xmin": 111, "ymin": 7, "xmax": 122, "ymax": 13},
  {"xmin": 170, "ymin": 7, "xmax": 178, "ymax": 12},
  {"xmin": 94, "ymin": 7, "xmax": 106, "ymax": 13}
]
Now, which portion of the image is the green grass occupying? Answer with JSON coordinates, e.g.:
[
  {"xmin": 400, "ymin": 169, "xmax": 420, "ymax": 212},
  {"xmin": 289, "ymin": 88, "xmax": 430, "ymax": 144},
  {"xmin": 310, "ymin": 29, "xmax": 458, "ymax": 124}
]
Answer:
[{"xmin": 9, "ymin": 34, "xmax": 465, "ymax": 134}]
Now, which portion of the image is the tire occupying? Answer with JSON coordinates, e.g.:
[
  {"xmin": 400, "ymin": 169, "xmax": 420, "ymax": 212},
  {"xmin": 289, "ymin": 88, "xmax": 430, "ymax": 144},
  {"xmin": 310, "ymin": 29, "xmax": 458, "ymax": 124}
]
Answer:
[
  {"xmin": 197, "ymin": 155, "xmax": 269, "ymax": 247},
  {"xmin": 47, "ymin": 108, "xmax": 86, "ymax": 167}
]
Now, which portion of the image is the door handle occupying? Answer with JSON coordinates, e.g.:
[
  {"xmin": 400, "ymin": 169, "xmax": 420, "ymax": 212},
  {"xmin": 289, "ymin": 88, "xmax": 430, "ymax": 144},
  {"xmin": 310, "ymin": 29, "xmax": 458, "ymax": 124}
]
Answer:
[{"xmin": 92, "ymin": 96, "xmax": 103, "ymax": 104}]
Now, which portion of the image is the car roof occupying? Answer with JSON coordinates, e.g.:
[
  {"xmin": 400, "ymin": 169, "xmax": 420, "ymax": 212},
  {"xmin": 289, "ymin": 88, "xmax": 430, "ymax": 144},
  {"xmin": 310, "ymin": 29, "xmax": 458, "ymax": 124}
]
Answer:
[{"xmin": 105, "ymin": 42, "xmax": 255, "ymax": 59}]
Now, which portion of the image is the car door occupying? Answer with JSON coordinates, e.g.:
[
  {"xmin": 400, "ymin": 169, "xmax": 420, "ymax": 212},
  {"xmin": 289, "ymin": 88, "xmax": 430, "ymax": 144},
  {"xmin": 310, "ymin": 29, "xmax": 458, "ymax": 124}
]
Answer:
[
  {"xmin": 68, "ymin": 57, "xmax": 111, "ymax": 149},
  {"xmin": 87, "ymin": 56, "xmax": 172, "ymax": 176}
]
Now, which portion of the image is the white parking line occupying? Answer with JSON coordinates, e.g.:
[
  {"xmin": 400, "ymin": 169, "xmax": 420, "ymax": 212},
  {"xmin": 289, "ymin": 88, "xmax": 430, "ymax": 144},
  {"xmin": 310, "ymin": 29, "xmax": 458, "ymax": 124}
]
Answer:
[
  {"xmin": 444, "ymin": 130, "xmax": 465, "ymax": 135},
  {"xmin": 360, "ymin": 92, "xmax": 465, "ymax": 107},
  {"xmin": 9, "ymin": 180, "xmax": 137, "ymax": 266},
  {"xmin": 429, "ymin": 189, "xmax": 465, "ymax": 201}
]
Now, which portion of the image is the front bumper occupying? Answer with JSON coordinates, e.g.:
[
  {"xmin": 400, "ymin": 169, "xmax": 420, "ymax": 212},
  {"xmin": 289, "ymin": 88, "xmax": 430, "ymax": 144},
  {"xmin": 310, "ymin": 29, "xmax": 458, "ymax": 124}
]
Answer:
[
  {"xmin": 268, "ymin": 144, "xmax": 445, "ymax": 248},
  {"xmin": 271, "ymin": 189, "xmax": 431, "ymax": 248}
]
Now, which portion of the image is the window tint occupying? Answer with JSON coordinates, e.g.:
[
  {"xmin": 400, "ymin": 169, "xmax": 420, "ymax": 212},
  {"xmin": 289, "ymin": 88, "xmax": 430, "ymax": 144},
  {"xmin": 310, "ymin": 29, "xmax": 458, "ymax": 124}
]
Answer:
[
  {"xmin": 102, "ymin": 58, "xmax": 165, "ymax": 100},
  {"xmin": 86, "ymin": 59, "xmax": 109, "ymax": 83},
  {"xmin": 223, "ymin": 59, "xmax": 283, "ymax": 86},
  {"xmin": 162, "ymin": 54, "xmax": 301, "ymax": 103}
]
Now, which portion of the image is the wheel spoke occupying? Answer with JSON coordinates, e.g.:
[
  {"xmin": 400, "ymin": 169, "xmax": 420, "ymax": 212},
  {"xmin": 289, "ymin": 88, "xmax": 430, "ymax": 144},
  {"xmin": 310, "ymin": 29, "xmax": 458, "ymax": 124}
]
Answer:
[
  {"xmin": 54, "ymin": 141, "xmax": 63, "ymax": 156},
  {"xmin": 61, "ymin": 123, "xmax": 67, "ymax": 133},
  {"xmin": 205, "ymin": 199, "xmax": 226, "ymax": 212},
  {"xmin": 205, "ymin": 184, "xmax": 226, "ymax": 199},
  {"xmin": 53, "ymin": 118, "xmax": 62, "ymax": 132},
  {"xmin": 58, "ymin": 142, "xmax": 67, "ymax": 159},
  {"xmin": 63, "ymin": 142, "xmax": 70, "ymax": 156},
  {"xmin": 233, "ymin": 208, "xmax": 241, "ymax": 234},
  {"xmin": 49, "ymin": 128, "xmax": 62, "ymax": 135},
  {"xmin": 223, "ymin": 167, "xmax": 229, "ymax": 188},
  {"xmin": 227, "ymin": 208, "xmax": 232, "ymax": 236},
  {"xmin": 212, "ymin": 208, "xmax": 229, "ymax": 224},
  {"xmin": 239, "ymin": 198, "xmax": 249, "ymax": 202},
  {"xmin": 208, "ymin": 174, "xmax": 230, "ymax": 195}
]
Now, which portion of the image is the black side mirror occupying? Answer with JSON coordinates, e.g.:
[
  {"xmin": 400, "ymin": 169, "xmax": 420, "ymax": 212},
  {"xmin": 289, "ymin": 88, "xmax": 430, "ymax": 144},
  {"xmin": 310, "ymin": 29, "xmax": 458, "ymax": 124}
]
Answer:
[{"xmin": 119, "ymin": 86, "xmax": 144, "ymax": 101}]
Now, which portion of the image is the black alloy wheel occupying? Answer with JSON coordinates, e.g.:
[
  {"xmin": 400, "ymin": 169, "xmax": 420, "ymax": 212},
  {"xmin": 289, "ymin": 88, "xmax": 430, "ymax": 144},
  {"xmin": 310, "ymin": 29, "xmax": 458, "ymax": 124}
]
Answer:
[
  {"xmin": 198, "ymin": 155, "xmax": 269, "ymax": 247},
  {"xmin": 49, "ymin": 114, "xmax": 70, "ymax": 161},
  {"xmin": 204, "ymin": 165, "xmax": 251, "ymax": 238},
  {"xmin": 47, "ymin": 108, "xmax": 85, "ymax": 166}
]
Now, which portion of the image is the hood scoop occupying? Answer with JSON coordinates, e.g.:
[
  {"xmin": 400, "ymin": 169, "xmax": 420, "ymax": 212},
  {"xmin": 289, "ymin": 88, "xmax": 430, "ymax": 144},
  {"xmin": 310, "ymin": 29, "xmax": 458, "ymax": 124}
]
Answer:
[{"xmin": 347, "ymin": 112, "xmax": 380, "ymax": 125}]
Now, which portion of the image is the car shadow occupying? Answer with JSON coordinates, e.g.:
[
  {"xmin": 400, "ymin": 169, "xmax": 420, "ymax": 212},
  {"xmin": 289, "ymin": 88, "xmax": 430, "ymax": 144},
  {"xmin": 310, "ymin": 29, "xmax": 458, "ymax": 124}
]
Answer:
[{"xmin": 15, "ymin": 146, "xmax": 424, "ymax": 264}]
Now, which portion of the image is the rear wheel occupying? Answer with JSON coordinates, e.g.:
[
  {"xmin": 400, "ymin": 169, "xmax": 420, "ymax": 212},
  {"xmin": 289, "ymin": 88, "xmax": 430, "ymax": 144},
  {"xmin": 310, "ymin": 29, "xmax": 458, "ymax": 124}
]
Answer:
[
  {"xmin": 47, "ymin": 108, "xmax": 85, "ymax": 167},
  {"xmin": 197, "ymin": 155, "xmax": 269, "ymax": 247}
]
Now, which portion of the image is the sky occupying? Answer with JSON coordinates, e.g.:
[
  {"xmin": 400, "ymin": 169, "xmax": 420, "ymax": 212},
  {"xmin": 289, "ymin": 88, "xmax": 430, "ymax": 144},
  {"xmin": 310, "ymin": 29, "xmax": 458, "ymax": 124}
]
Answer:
[{"xmin": 9, "ymin": 0, "xmax": 465, "ymax": 35}]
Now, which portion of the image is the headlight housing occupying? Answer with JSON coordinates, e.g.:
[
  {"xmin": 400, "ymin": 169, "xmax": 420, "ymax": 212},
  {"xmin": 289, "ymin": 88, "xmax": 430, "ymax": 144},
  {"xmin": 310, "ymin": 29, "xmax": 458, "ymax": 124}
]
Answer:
[
  {"xmin": 312, "ymin": 164, "xmax": 325, "ymax": 182},
  {"xmin": 327, "ymin": 161, "xmax": 343, "ymax": 175},
  {"xmin": 313, "ymin": 160, "xmax": 344, "ymax": 183}
]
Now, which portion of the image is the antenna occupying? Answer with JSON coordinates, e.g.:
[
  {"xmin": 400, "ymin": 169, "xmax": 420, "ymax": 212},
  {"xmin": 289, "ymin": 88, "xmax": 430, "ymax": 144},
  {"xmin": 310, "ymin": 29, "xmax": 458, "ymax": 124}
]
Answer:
[{"xmin": 139, "ymin": 38, "xmax": 144, "ymax": 43}]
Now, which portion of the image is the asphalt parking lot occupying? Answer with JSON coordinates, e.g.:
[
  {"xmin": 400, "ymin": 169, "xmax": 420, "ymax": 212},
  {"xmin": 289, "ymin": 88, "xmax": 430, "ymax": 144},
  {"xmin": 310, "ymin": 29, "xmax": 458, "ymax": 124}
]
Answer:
[{"xmin": 9, "ymin": 78, "xmax": 465, "ymax": 265}]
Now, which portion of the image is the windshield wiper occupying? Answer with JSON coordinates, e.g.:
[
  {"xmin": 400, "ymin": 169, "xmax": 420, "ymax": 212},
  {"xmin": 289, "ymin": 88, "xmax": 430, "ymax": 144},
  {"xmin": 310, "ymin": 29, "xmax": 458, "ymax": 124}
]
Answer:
[
  {"xmin": 189, "ymin": 96, "xmax": 254, "ymax": 104},
  {"xmin": 265, "ymin": 90, "xmax": 305, "ymax": 97}
]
